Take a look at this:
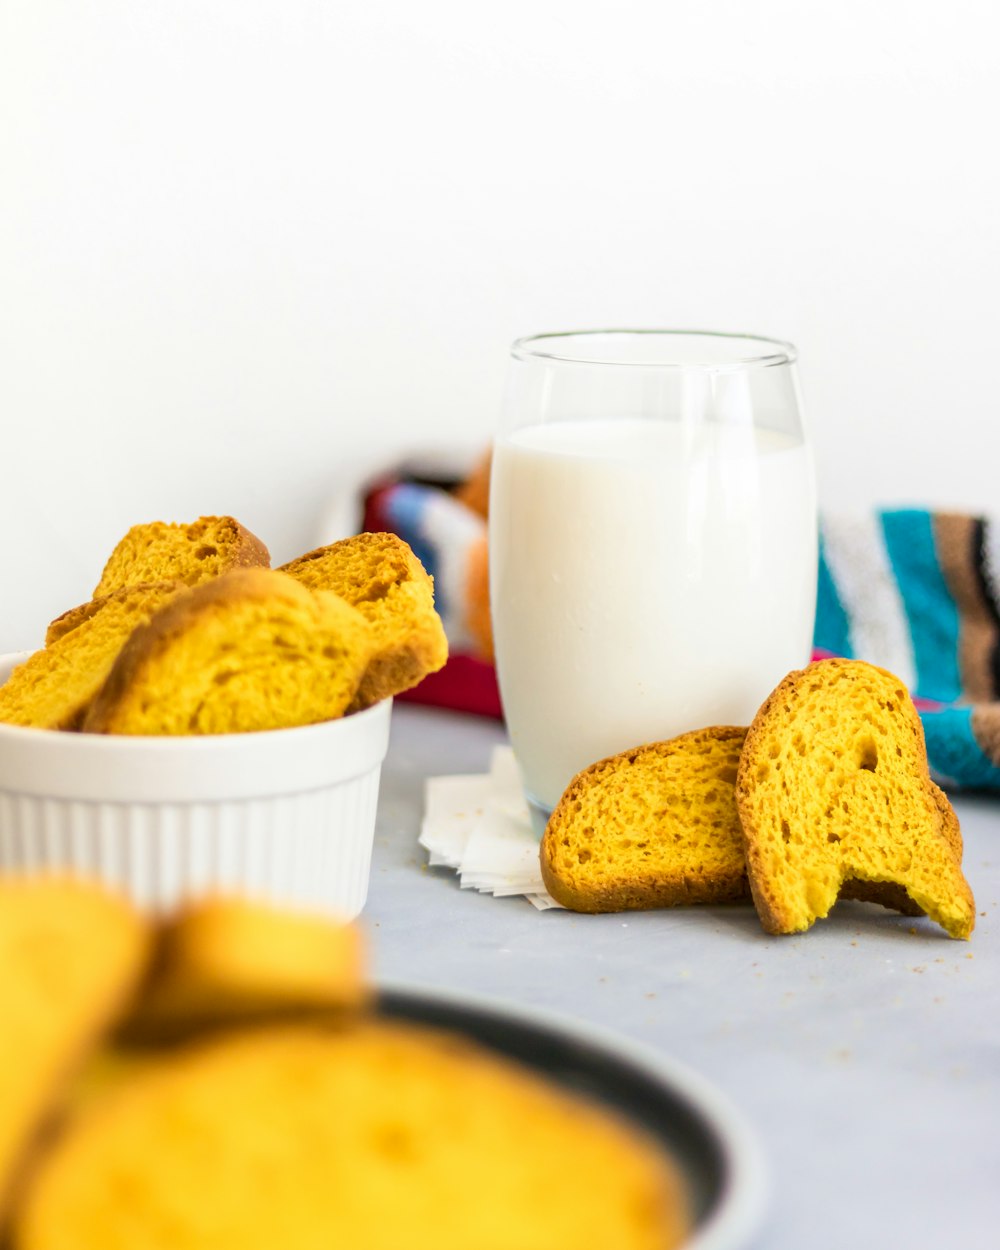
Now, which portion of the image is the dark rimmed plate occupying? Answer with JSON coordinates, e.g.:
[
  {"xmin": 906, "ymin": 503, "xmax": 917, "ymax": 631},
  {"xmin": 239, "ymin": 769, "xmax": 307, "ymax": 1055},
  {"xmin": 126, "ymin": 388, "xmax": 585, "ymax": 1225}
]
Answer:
[{"xmin": 378, "ymin": 983, "xmax": 767, "ymax": 1250}]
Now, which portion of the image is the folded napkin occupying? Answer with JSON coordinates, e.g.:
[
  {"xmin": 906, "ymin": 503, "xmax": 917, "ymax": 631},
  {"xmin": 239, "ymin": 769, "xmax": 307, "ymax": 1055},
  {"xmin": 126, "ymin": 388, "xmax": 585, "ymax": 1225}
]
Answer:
[
  {"xmin": 364, "ymin": 468, "xmax": 1000, "ymax": 792},
  {"xmin": 419, "ymin": 746, "xmax": 561, "ymax": 909}
]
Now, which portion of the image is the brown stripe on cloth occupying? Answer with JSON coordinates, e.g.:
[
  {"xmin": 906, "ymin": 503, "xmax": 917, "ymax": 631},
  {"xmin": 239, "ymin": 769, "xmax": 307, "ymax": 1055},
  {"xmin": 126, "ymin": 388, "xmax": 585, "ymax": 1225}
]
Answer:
[
  {"xmin": 971, "ymin": 703, "xmax": 1000, "ymax": 769},
  {"xmin": 934, "ymin": 514, "xmax": 998, "ymax": 702}
]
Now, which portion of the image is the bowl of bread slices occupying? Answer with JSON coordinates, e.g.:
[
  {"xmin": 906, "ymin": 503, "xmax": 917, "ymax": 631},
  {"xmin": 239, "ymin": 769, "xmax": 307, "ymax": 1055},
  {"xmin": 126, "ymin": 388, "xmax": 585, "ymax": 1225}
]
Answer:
[{"xmin": 0, "ymin": 516, "xmax": 448, "ymax": 917}]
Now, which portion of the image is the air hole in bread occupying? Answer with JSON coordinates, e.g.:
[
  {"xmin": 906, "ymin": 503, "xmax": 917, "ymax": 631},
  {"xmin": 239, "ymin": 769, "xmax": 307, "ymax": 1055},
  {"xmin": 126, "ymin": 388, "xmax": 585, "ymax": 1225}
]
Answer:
[
  {"xmin": 827, "ymin": 832, "xmax": 841, "ymax": 843},
  {"xmin": 780, "ymin": 819, "xmax": 791, "ymax": 843},
  {"xmin": 577, "ymin": 849, "xmax": 591, "ymax": 864},
  {"xmin": 213, "ymin": 670, "xmax": 236, "ymax": 686},
  {"xmin": 857, "ymin": 736, "xmax": 878, "ymax": 772},
  {"xmin": 194, "ymin": 545, "xmax": 218, "ymax": 560}
]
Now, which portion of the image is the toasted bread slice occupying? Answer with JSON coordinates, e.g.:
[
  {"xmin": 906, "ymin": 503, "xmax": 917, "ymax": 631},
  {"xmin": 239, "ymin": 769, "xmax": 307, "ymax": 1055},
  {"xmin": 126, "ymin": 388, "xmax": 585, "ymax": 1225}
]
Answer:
[
  {"xmin": 82, "ymin": 570, "xmax": 374, "ymax": 735},
  {"xmin": 123, "ymin": 899, "xmax": 368, "ymax": 1041},
  {"xmin": 93, "ymin": 516, "xmax": 269, "ymax": 599},
  {"xmin": 15, "ymin": 1023, "xmax": 687, "ymax": 1250},
  {"xmin": 280, "ymin": 532, "xmax": 448, "ymax": 709},
  {"xmin": 0, "ymin": 879, "xmax": 149, "ymax": 1219},
  {"xmin": 540, "ymin": 728, "xmax": 749, "ymax": 912},
  {"xmin": 736, "ymin": 659, "xmax": 975, "ymax": 939},
  {"xmin": 840, "ymin": 782, "xmax": 963, "ymax": 915},
  {"xmin": 0, "ymin": 582, "xmax": 186, "ymax": 729}
]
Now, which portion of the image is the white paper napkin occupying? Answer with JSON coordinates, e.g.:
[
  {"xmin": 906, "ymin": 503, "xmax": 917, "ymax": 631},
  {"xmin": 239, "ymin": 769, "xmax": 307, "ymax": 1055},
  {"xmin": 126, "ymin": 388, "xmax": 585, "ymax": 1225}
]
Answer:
[{"xmin": 419, "ymin": 747, "xmax": 563, "ymax": 910}]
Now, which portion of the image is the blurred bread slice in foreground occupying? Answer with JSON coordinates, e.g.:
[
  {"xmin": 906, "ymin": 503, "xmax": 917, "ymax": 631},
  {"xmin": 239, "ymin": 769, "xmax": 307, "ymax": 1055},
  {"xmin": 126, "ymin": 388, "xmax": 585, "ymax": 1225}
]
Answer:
[
  {"xmin": 541, "ymin": 728, "xmax": 749, "ymax": 912},
  {"xmin": 83, "ymin": 569, "xmax": 374, "ymax": 735},
  {"xmin": 124, "ymin": 898, "xmax": 368, "ymax": 1041},
  {"xmin": 14, "ymin": 1022, "xmax": 687, "ymax": 1250},
  {"xmin": 736, "ymin": 659, "xmax": 975, "ymax": 939},
  {"xmin": 0, "ymin": 879, "xmax": 150, "ymax": 1219},
  {"xmin": 281, "ymin": 532, "xmax": 448, "ymax": 709}
]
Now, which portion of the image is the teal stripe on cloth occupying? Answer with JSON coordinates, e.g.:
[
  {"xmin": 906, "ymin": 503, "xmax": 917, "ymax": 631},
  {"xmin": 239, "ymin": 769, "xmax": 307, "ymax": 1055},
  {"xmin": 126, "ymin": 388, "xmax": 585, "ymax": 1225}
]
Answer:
[
  {"xmin": 880, "ymin": 510, "xmax": 962, "ymax": 704},
  {"xmin": 921, "ymin": 707, "xmax": 1000, "ymax": 790},
  {"xmin": 814, "ymin": 534, "xmax": 853, "ymax": 658}
]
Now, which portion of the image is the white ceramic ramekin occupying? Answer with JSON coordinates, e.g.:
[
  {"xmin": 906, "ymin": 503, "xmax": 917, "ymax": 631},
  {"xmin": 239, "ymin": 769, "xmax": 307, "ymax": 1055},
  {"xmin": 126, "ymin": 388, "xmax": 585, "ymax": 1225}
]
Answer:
[{"xmin": 0, "ymin": 652, "xmax": 391, "ymax": 917}]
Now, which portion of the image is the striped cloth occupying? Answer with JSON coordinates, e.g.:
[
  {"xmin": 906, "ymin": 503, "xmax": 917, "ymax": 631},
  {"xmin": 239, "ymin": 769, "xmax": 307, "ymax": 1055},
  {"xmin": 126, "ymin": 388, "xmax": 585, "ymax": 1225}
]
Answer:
[
  {"xmin": 363, "ymin": 478, "xmax": 1000, "ymax": 791},
  {"xmin": 818, "ymin": 511, "xmax": 1000, "ymax": 791}
]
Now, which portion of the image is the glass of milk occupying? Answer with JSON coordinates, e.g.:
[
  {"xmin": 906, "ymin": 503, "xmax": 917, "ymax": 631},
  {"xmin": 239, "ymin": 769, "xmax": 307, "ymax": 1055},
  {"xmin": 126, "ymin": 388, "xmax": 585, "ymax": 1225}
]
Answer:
[{"xmin": 489, "ymin": 330, "xmax": 817, "ymax": 834}]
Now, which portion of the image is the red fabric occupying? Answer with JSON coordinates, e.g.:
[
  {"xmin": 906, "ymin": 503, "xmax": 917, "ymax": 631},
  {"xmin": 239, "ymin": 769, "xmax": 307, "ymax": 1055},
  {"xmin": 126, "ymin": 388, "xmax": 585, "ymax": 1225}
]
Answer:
[
  {"xmin": 362, "ymin": 481, "xmax": 399, "ymax": 533},
  {"xmin": 396, "ymin": 653, "xmax": 504, "ymax": 719}
]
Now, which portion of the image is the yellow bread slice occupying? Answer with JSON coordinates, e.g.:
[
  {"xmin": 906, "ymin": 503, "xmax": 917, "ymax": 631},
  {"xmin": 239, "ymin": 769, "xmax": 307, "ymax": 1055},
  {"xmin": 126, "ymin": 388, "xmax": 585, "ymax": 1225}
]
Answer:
[
  {"xmin": 736, "ymin": 659, "xmax": 976, "ymax": 939},
  {"xmin": 123, "ymin": 899, "xmax": 368, "ymax": 1041},
  {"xmin": 93, "ymin": 516, "xmax": 270, "ymax": 599},
  {"xmin": 0, "ymin": 879, "xmax": 150, "ymax": 1219},
  {"xmin": 537, "ymin": 723, "xmax": 958, "ymax": 917},
  {"xmin": 45, "ymin": 583, "xmax": 184, "ymax": 647},
  {"xmin": 82, "ymin": 570, "xmax": 374, "ymax": 735},
  {"xmin": 540, "ymin": 728, "xmax": 749, "ymax": 912},
  {"xmin": 840, "ymin": 782, "xmax": 963, "ymax": 916},
  {"xmin": 0, "ymin": 582, "xmax": 186, "ymax": 729},
  {"xmin": 14, "ymin": 1023, "xmax": 688, "ymax": 1250},
  {"xmin": 280, "ymin": 532, "xmax": 448, "ymax": 709}
]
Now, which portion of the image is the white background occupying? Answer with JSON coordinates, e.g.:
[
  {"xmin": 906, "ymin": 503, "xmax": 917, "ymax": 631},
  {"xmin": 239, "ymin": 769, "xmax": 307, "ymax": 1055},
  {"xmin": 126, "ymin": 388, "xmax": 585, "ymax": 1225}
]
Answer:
[{"xmin": 1, "ymin": 0, "xmax": 997, "ymax": 649}]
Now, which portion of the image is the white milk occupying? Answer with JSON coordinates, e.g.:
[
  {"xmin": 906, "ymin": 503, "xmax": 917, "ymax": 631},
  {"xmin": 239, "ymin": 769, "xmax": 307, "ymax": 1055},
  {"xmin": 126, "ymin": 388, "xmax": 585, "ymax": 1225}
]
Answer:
[{"xmin": 489, "ymin": 417, "xmax": 817, "ymax": 815}]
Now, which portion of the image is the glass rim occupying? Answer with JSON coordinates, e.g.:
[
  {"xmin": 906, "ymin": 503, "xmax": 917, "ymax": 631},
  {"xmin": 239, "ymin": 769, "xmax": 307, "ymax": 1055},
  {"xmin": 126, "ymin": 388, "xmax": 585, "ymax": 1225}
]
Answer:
[{"xmin": 510, "ymin": 329, "xmax": 797, "ymax": 371}]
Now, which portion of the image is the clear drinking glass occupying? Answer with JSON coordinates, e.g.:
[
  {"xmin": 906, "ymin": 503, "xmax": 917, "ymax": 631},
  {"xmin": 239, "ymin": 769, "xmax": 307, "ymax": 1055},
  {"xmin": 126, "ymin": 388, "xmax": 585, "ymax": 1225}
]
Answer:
[{"xmin": 489, "ymin": 330, "xmax": 817, "ymax": 834}]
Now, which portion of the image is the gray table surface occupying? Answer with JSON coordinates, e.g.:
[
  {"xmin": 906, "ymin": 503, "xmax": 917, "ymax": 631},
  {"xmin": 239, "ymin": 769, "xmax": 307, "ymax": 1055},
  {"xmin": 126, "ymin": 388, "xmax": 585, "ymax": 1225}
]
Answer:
[{"xmin": 367, "ymin": 703, "xmax": 999, "ymax": 1250}]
